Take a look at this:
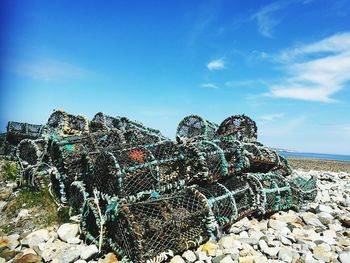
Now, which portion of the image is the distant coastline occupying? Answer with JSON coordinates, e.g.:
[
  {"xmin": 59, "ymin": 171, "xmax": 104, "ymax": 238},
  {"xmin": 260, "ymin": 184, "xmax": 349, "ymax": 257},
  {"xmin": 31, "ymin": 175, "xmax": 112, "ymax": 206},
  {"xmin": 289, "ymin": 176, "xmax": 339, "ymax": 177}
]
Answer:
[{"xmin": 278, "ymin": 151, "xmax": 350, "ymax": 162}]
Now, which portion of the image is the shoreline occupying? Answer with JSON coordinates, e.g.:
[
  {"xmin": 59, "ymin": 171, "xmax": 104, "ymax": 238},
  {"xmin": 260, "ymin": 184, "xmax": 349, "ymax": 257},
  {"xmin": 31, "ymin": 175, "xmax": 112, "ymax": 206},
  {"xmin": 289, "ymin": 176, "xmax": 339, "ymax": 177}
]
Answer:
[{"xmin": 287, "ymin": 157, "xmax": 350, "ymax": 173}]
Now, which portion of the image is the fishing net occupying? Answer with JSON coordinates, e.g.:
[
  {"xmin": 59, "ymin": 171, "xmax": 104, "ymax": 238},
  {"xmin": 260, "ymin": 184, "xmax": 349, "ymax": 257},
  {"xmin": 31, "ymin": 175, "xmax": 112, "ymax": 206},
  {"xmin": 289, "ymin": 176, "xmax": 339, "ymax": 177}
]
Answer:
[
  {"xmin": 16, "ymin": 139, "xmax": 48, "ymax": 166},
  {"xmin": 69, "ymin": 181, "xmax": 89, "ymax": 216},
  {"xmin": 6, "ymin": 121, "xmax": 43, "ymax": 145},
  {"xmin": 87, "ymin": 141, "xmax": 191, "ymax": 198},
  {"xmin": 287, "ymin": 175, "xmax": 317, "ymax": 208},
  {"xmin": 217, "ymin": 115, "xmax": 257, "ymax": 142},
  {"xmin": 176, "ymin": 115, "xmax": 218, "ymax": 140},
  {"xmin": 105, "ymin": 188, "xmax": 210, "ymax": 263},
  {"xmin": 0, "ymin": 133, "xmax": 7, "ymax": 155},
  {"xmin": 249, "ymin": 172, "xmax": 292, "ymax": 214},
  {"xmin": 43, "ymin": 110, "xmax": 90, "ymax": 136},
  {"xmin": 81, "ymin": 195, "xmax": 109, "ymax": 247},
  {"xmin": 221, "ymin": 176, "xmax": 257, "ymax": 220},
  {"xmin": 238, "ymin": 142, "xmax": 292, "ymax": 175}
]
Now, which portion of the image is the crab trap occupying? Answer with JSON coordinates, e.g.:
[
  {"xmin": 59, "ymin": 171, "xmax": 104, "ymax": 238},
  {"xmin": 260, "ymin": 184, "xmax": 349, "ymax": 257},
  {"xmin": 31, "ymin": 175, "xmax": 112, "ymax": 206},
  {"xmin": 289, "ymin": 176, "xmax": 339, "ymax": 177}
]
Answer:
[
  {"xmin": 176, "ymin": 115, "xmax": 219, "ymax": 140},
  {"xmin": 103, "ymin": 188, "xmax": 210, "ymax": 263},
  {"xmin": 6, "ymin": 121, "xmax": 43, "ymax": 145},
  {"xmin": 287, "ymin": 175, "xmax": 317, "ymax": 208},
  {"xmin": 216, "ymin": 115, "xmax": 257, "ymax": 142}
]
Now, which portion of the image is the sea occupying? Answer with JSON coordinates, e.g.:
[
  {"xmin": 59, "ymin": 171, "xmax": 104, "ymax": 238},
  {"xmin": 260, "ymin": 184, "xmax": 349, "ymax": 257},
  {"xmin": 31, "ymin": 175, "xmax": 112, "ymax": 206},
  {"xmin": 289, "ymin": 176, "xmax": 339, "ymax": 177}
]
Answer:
[{"xmin": 279, "ymin": 151, "xmax": 350, "ymax": 162}]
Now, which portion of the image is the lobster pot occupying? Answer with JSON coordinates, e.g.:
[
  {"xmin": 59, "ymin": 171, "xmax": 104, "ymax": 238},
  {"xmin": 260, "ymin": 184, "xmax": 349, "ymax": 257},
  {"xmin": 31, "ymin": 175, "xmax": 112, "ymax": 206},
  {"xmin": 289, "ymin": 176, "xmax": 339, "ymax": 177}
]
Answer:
[
  {"xmin": 81, "ymin": 196, "xmax": 109, "ymax": 246},
  {"xmin": 89, "ymin": 120, "xmax": 108, "ymax": 133},
  {"xmin": 66, "ymin": 115, "xmax": 90, "ymax": 135},
  {"xmin": 17, "ymin": 139, "xmax": 47, "ymax": 165},
  {"xmin": 192, "ymin": 140, "xmax": 230, "ymax": 181},
  {"xmin": 221, "ymin": 176, "xmax": 257, "ymax": 220},
  {"xmin": 123, "ymin": 117, "xmax": 165, "ymax": 138},
  {"xmin": 195, "ymin": 183, "xmax": 237, "ymax": 228},
  {"xmin": 88, "ymin": 140, "xmax": 209, "ymax": 198},
  {"xmin": 44, "ymin": 110, "xmax": 68, "ymax": 135},
  {"xmin": 93, "ymin": 112, "xmax": 123, "ymax": 131},
  {"xmin": 215, "ymin": 140, "xmax": 249, "ymax": 174},
  {"xmin": 19, "ymin": 163, "xmax": 52, "ymax": 189},
  {"xmin": 238, "ymin": 142, "xmax": 290, "ymax": 174},
  {"xmin": 0, "ymin": 133, "xmax": 7, "ymax": 155},
  {"xmin": 7, "ymin": 121, "xmax": 43, "ymax": 145},
  {"xmin": 105, "ymin": 189, "xmax": 210, "ymax": 263},
  {"xmin": 123, "ymin": 128, "xmax": 164, "ymax": 146},
  {"xmin": 217, "ymin": 115, "xmax": 257, "ymax": 142},
  {"xmin": 176, "ymin": 115, "xmax": 218, "ymax": 140},
  {"xmin": 287, "ymin": 176, "xmax": 317, "ymax": 207},
  {"xmin": 251, "ymin": 172, "xmax": 292, "ymax": 214},
  {"xmin": 69, "ymin": 181, "xmax": 89, "ymax": 216}
]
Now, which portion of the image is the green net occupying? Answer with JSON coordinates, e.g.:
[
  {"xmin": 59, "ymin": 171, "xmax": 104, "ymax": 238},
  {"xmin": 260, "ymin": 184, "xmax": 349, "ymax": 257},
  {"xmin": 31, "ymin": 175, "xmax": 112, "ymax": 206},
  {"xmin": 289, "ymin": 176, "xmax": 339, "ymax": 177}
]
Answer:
[{"xmin": 176, "ymin": 115, "xmax": 219, "ymax": 140}]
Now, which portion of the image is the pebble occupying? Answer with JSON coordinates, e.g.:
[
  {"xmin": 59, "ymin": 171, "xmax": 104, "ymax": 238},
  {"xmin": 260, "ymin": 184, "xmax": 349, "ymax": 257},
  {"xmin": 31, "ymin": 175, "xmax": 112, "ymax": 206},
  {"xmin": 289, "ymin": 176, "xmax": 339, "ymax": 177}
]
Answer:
[
  {"xmin": 339, "ymin": 252, "xmax": 350, "ymax": 263},
  {"xmin": 301, "ymin": 212, "xmax": 325, "ymax": 228},
  {"xmin": 313, "ymin": 243, "xmax": 335, "ymax": 262},
  {"xmin": 21, "ymin": 229, "xmax": 49, "ymax": 248},
  {"xmin": 268, "ymin": 219, "xmax": 287, "ymax": 231},
  {"xmin": 219, "ymin": 255, "xmax": 234, "ymax": 263},
  {"xmin": 182, "ymin": 250, "xmax": 197, "ymax": 262},
  {"xmin": 57, "ymin": 223, "xmax": 79, "ymax": 242},
  {"xmin": 170, "ymin": 255, "xmax": 185, "ymax": 263},
  {"xmin": 80, "ymin": 244, "xmax": 99, "ymax": 260}
]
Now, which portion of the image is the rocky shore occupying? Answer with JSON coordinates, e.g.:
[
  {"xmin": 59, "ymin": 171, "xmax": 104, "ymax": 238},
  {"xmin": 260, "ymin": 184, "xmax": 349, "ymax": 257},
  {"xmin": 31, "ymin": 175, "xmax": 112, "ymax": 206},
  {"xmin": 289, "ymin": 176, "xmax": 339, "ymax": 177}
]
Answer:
[{"xmin": 1, "ymin": 158, "xmax": 349, "ymax": 263}]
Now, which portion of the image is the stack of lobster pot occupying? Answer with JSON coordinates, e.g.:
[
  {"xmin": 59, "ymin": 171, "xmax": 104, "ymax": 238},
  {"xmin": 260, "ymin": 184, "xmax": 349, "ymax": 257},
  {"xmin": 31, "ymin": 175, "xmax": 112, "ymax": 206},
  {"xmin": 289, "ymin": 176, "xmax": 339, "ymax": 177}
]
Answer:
[{"xmin": 77, "ymin": 114, "xmax": 316, "ymax": 263}]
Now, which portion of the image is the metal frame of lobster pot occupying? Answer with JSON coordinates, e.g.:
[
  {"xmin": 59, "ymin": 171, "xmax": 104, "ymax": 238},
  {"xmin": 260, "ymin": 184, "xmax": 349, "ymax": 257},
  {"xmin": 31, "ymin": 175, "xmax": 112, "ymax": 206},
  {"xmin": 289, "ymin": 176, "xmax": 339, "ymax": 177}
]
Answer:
[
  {"xmin": 217, "ymin": 115, "xmax": 257, "ymax": 142},
  {"xmin": 104, "ymin": 188, "xmax": 211, "ymax": 263},
  {"xmin": 176, "ymin": 115, "xmax": 218, "ymax": 140}
]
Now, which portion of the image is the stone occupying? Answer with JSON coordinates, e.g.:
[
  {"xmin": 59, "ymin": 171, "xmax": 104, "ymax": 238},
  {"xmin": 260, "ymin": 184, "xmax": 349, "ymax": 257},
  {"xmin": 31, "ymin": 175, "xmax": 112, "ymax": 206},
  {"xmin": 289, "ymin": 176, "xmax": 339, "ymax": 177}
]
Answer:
[
  {"xmin": 201, "ymin": 240, "xmax": 219, "ymax": 257},
  {"xmin": 0, "ymin": 201, "xmax": 7, "ymax": 211},
  {"xmin": 316, "ymin": 204, "xmax": 333, "ymax": 214},
  {"xmin": 300, "ymin": 252, "xmax": 318, "ymax": 263},
  {"xmin": 313, "ymin": 243, "xmax": 335, "ymax": 262},
  {"xmin": 301, "ymin": 212, "xmax": 325, "ymax": 228},
  {"xmin": 67, "ymin": 237, "xmax": 81, "ymax": 244},
  {"xmin": 80, "ymin": 245, "xmax": 98, "ymax": 260},
  {"xmin": 57, "ymin": 223, "xmax": 79, "ymax": 242},
  {"xmin": 170, "ymin": 255, "xmax": 185, "ymax": 263},
  {"xmin": 0, "ymin": 234, "xmax": 20, "ymax": 250},
  {"xmin": 238, "ymin": 256, "xmax": 254, "ymax": 263},
  {"xmin": 16, "ymin": 209, "xmax": 30, "ymax": 222},
  {"xmin": 340, "ymin": 218, "xmax": 350, "ymax": 228},
  {"xmin": 339, "ymin": 252, "xmax": 350, "ymax": 263},
  {"xmin": 238, "ymin": 238, "xmax": 258, "ymax": 246},
  {"xmin": 219, "ymin": 236, "xmax": 241, "ymax": 249},
  {"xmin": 268, "ymin": 219, "xmax": 287, "ymax": 230},
  {"xmin": 279, "ymin": 235, "xmax": 292, "ymax": 246},
  {"xmin": 318, "ymin": 212, "xmax": 333, "ymax": 225},
  {"xmin": 248, "ymin": 230, "xmax": 264, "ymax": 241},
  {"xmin": 1, "ymin": 248, "xmax": 16, "ymax": 261},
  {"xmin": 182, "ymin": 250, "xmax": 196, "ymax": 262},
  {"xmin": 219, "ymin": 255, "xmax": 234, "ymax": 263},
  {"xmin": 21, "ymin": 229, "xmax": 49, "ymax": 248},
  {"xmin": 0, "ymin": 257, "xmax": 5, "ymax": 263},
  {"xmin": 51, "ymin": 246, "xmax": 81, "ymax": 263},
  {"xmin": 21, "ymin": 248, "xmax": 37, "ymax": 256},
  {"xmin": 258, "ymin": 240, "xmax": 279, "ymax": 258},
  {"xmin": 278, "ymin": 248, "xmax": 294, "ymax": 263},
  {"xmin": 14, "ymin": 253, "xmax": 43, "ymax": 263},
  {"xmin": 271, "ymin": 211, "xmax": 298, "ymax": 224},
  {"xmin": 98, "ymin": 252, "xmax": 119, "ymax": 263},
  {"xmin": 74, "ymin": 261, "xmax": 87, "ymax": 263}
]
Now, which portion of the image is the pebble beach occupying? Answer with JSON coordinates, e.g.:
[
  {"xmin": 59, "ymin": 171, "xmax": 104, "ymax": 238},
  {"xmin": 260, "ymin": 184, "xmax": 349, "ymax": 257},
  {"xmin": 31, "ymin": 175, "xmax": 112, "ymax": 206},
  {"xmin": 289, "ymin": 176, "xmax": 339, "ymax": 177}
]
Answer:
[{"xmin": 0, "ymin": 158, "xmax": 349, "ymax": 263}]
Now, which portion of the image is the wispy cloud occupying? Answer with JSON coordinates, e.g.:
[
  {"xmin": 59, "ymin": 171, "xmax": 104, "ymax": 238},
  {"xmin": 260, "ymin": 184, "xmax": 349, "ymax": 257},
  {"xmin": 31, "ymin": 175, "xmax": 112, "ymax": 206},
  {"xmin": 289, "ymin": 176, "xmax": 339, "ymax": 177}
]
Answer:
[
  {"xmin": 225, "ymin": 79, "xmax": 267, "ymax": 88},
  {"xmin": 7, "ymin": 58, "xmax": 90, "ymax": 81},
  {"xmin": 265, "ymin": 32, "xmax": 350, "ymax": 102},
  {"xmin": 251, "ymin": 1, "xmax": 290, "ymax": 38},
  {"xmin": 260, "ymin": 113, "xmax": 284, "ymax": 122},
  {"xmin": 207, "ymin": 58, "xmax": 225, "ymax": 70},
  {"xmin": 201, "ymin": 83, "xmax": 219, "ymax": 89}
]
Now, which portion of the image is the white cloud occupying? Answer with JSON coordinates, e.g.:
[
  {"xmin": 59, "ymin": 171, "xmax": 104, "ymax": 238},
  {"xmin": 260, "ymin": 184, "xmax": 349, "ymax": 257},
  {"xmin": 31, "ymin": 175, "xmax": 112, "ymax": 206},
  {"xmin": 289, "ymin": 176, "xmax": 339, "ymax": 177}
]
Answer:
[
  {"xmin": 7, "ymin": 58, "xmax": 90, "ymax": 81},
  {"xmin": 207, "ymin": 58, "xmax": 225, "ymax": 70},
  {"xmin": 260, "ymin": 113, "xmax": 284, "ymax": 122},
  {"xmin": 251, "ymin": 1, "xmax": 289, "ymax": 38},
  {"xmin": 201, "ymin": 83, "xmax": 219, "ymax": 89},
  {"xmin": 225, "ymin": 79, "xmax": 267, "ymax": 88},
  {"xmin": 265, "ymin": 32, "xmax": 350, "ymax": 102}
]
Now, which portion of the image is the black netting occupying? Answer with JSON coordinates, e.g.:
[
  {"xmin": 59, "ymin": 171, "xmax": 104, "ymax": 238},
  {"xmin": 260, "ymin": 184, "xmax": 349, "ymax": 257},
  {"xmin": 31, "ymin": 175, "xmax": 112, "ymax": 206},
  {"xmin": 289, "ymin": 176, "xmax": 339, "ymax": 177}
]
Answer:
[
  {"xmin": 217, "ymin": 115, "xmax": 257, "ymax": 142},
  {"xmin": 176, "ymin": 115, "xmax": 218, "ymax": 140}
]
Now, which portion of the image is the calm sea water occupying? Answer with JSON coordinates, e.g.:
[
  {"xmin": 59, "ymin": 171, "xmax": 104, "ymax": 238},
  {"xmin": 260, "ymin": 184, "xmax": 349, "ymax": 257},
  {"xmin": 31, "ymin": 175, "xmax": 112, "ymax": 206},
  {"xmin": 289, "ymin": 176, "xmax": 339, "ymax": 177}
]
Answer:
[{"xmin": 279, "ymin": 151, "xmax": 350, "ymax": 161}]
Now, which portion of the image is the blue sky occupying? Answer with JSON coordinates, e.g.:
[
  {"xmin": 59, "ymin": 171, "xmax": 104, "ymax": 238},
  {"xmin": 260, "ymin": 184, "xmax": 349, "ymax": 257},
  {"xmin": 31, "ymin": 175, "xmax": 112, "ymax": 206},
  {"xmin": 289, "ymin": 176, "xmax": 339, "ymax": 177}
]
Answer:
[{"xmin": 1, "ymin": 0, "xmax": 350, "ymax": 154}]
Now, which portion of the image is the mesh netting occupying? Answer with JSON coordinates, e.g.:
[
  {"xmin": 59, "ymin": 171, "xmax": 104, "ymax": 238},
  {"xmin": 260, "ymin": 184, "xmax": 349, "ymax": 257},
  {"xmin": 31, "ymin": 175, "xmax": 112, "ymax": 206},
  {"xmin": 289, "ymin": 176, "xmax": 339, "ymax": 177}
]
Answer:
[
  {"xmin": 0, "ymin": 133, "xmax": 7, "ymax": 155},
  {"xmin": 249, "ymin": 172, "xmax": 292, "ymax": 214},
  {"xmin": 287, "ymin": 175, "xmax": 317, "ymax": 208},
  {"xmin": 176, "ymin": 115, "xmax": 218, "ymax": 140},
  {"xmin": 69, "ymin": 181, "xmax": 89, "ymax": 215},
  {"xmin": 17, "ymin": 139, "xmax": 48, "ymax": 166},
  {"xmin": 6, "ymin": 121, "xmax": 43, "ymax": 145},
  {"xmin": 105, "ymin": 188, "xmax": 210, "ymax": 262},
  {"xmin": 217, "ymin": 115, "xmax": 257, "ymax": 142}
]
